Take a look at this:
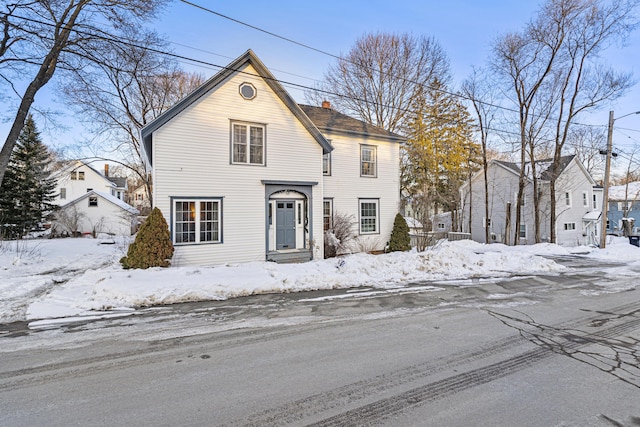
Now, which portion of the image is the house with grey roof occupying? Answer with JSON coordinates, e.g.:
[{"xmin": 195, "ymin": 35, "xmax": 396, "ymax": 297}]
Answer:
[
  {"xmin": 459, "ymin": 155, "xmax": 603, "ymax": 246},
  {"xmin": 140, "ymin": 50, "xmax": 403, "ymax": 266},
  {"xmin": 50, "ymin": 161, "xmax": 138, "ymax": 236}
]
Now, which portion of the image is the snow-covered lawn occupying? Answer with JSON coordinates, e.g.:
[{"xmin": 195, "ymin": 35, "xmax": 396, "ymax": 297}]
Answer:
[{"xmin": 1, "ymin": 236, "xmax": 638, "ymax": 323}]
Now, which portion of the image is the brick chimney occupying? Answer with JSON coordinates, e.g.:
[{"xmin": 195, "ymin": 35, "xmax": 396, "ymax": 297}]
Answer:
[
  {"xmin": 321, "ymin": 100, "xmax": 331, "ymax": 109},
  {"xmin": 104, "ymin": 164, "xmax": 109, "ymax": 177}
]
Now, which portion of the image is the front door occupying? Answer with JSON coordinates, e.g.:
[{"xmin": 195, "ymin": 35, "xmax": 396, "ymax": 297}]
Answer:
[{"xmin": 276, "ymin": 201, "xmax": 296, "ymax": 250}]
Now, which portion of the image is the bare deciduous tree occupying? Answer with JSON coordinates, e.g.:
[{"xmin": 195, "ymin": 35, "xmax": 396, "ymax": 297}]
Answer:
[
  {"xmin": 62, "ymin": 25, "xmax": 204, "ymax": 205},
  {"xmin": 0, "ymin": 0, "xmax": 168, "ymax": 184},
  {"xmin": 307, "ymin": 32, "xmax": 451, "ymax": 134}
]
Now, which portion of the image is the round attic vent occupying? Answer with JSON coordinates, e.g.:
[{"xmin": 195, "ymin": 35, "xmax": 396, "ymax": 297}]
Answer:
[{"xmin": 239, "ymin": 82, "xmax": 256, "ymax": 100}]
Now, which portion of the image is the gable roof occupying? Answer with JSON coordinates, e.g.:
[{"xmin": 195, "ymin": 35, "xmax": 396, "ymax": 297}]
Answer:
[
  {"xmin": 461, "ymin": 155, "xmax": 582, "ymax": 192},
  {"xmin": 52, "ymin": 160, "xmax": 116, "ymax": 188},
  {"xmin": 61, "ymin": 190, "xmax": 139, "ymax": 215},
  {"xmin": 298, "ymin": 105, "xmax": 405, "ymax": 143},
  {"xmin": 140, "ymin": 50, "xmax": 333, "ymax": 166},
  {"xmin": 107, "ymin": 176, "xmax": 128, "ymax": 189}
]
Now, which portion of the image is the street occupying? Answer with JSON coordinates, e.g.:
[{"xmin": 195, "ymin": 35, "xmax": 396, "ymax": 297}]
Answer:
[{"xmin": 1, "ymin": 255, "xmax": 639, "ymax": 426}]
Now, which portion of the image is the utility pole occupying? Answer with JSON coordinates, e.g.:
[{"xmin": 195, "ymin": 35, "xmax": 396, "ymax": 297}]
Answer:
[
  {"xmin": 600, "ymin": 110, "xmax": 640, "ymax": 249},
  {"xmin": 600, "ymin": 111, "xmax": 614, "ymax": 249}
]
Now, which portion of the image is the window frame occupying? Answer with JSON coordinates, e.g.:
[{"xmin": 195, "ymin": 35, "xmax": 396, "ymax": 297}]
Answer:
[
  {"xmin": 88, "ymin": 196, "xmax": 98, "ymax": 207},
  {"xmin": 358, "ymin": 198, "xmax": 380, "ymax": 235},
  {"xmin": 564, "ymin": 191, "xmax": 571, "ymax": 207},
  {"xmin": 360, "ymin": 145, "xmax": 377, "ymax": 178},
  {"xmin": 230, "ymin": 121, "xmax": 266, "ymax": 166},
  {"xmin": 592, "ymin": 194, "xmax": 597, "ymax": 210},
  {"xmin": 171, "ymin": 197, "xmax": 223, "ymax": 245},
  {"xmin": 78, "ymin": 171, "xmax": 85, "ymax": 181},
  {"xmin": 519, "ymin": 223, "xmax": 527, "ymax": 239},
  {"xmin": 564, "ymin": 222, "xmax": 576, "ymax": 231},
  {"xmin": 323, "ymin": 198, "xmax": 333, "ymax": 232},
  {"xmin": 60, "ymin": 188, "xmax": 66, "ymax": 200},
  {"xmin": 583, "ymin": 191, "xmax": 588, "ymax": 208},
  {"xmin": 323, "ymin": 152, "xmax": 331, "ymax": 176}
]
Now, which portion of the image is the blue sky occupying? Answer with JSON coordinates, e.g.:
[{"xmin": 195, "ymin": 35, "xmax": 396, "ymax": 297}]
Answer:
[{"xmin": 3, "ymin": 0, "xmax": 640, "ymax": 161}]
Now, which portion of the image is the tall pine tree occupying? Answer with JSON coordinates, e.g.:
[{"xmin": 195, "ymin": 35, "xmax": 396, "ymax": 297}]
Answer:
[
  {"xmin": 0, "ymin": 115, "xmax": 57, "ymax": 238},
  {"xmin": 403, "ymin": 78, "xmax": 480, "ymax": 231}
]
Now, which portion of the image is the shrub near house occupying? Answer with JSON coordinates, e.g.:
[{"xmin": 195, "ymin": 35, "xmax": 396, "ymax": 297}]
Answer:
[{"xmin": 120, "ymin": 208, "xmax": 174, "ymax": 269}]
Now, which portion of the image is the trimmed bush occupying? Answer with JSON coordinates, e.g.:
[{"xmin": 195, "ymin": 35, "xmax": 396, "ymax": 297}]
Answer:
[
  {"xmin": 120, "ymin": 207, "xmax": 174, "ymax": 269},
  {"xmin": 388, "ymin": 213, "xmax": 411, "ymax": 252}
]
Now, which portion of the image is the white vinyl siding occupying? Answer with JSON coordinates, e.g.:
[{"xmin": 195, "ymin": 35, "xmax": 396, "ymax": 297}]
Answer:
[
  {"xmin": 323, "ymin": 131, "xmax": 399, "ymax": 253},
  {"xmin": 152, "ymin": 63, "xmax": 325, "ymax": 265}
]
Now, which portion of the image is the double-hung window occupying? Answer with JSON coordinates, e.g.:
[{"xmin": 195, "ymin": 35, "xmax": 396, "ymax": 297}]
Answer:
[
  {"xmin": 232, "ymin": 122, "xmax": 265, "ymax": 165},
  {"xmin": 173, "ymin": 198, "xmax": 221, "ymax": 244},
  {"xmin": 519, "ymin": 223, "xmax": 527, "ymax": 239},
  {"xmin": 323, "ymin": 199, "xmax": 333, "ymax": 232},
  {"xmin": 360, "ymin": 145, "xmax": 377, "ymax": 177},
  {"xmin": 359, "ymin": 198, "xmax": 379, "ymax": 234},
  {"xmin": 323, "ymin": 153, "xmax": 331, "ymax": 175},
  {"xmin": 564, "ymin": 223, "xmax": 576, "ymax": 230}
]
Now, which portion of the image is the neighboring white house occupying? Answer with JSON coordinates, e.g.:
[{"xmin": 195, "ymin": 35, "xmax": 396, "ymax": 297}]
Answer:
[
  {"xmin": 459, "ymin": 155, "xmax": 603, "ymax": 246},
  {"xmin": 50, "ymin": 161, "xmax": 138, "ymax": 236},
  {"xmin": 140, "ymin": 50, "xmax": 403, "ymax": 266},
  {"xmin": 130, "ymin": 184, "xmax": 152, "ymax": 214},
  {"xmin": 52, "ymin": 191, "xmax": 139, "ymax": 237},
  {"xmin": 51, "ymin": 161, "xmax": 119, "ymax": 205}
]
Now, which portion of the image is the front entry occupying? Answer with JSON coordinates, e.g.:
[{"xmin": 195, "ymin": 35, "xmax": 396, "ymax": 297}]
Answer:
[{"xmin": 276, "ymin": 201, "xmax": 296, "ymax": 249}]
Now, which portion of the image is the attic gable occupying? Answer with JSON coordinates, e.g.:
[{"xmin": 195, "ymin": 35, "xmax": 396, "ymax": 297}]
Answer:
[{"xmin": 140, "ymin": 50, "xmax": 332, "ymax": 166}]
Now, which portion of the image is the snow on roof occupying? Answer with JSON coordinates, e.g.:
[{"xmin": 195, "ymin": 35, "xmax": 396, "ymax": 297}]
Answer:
[
  {"xmin": 403, "ymin": 217, "xmax": 423, "ymax": 229},
  {"xmin": 582, "ymin": 211, "xmax": 601, "ymax": 221},
  {"xmin": 608, "ymin": 182, "xmax": 640, "ymax": 201},
  {"xmin": 94, "ymin": 191, "xmax": 139, "ymax": 214},
  {"xmin": 62, "ymin": 190, "xmax": 139, "ymax": 215}
]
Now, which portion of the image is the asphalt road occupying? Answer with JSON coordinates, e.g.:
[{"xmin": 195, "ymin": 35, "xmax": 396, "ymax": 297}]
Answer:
[{"xmin": 1, "ymin": 255, "xmax": 639, "ymax": 426}]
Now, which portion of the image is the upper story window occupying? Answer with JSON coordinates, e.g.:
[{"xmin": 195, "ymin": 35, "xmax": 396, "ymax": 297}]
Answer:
[
  {"xmin": 564, "ymin": 222, "xmax": 576, "ymax": 230},
  {"xmin": 70, "ymin": 171, "xmax": 77, "ymax": 180},
  {"xmin": 360, "ymin": 145, "xmax": 377, "ymax": 177},
  {"xmin": 60, "ymin": 188, "xmax": 66, "ymax": 200},
  {"xmin": 592, "ymin": 194, "xmax": 597, "ymax": 210},
  {"xmin": 88, "ymin": 196, "xmax": 98, "ymax": 207},
  {"xmin": 323, "ymin": 153, "xmax": 331, "ymax": 175},
  {"xmin": 232, "ymin": 122, "xmax": 265, "ymax": 165},
  {"xmin": 239, "ymin": 82, "xmax": 256, "ymax": 100},
  {"xmin": 564, "ymin": 191, "xmax": 571, "ymax": 207},
  {"xmin": 583, "ymin": 192, "xmax": 588, "ymax": 207},
  {"xmin": 78, "ymin": 171, "xmax": 85, "ymax": 180},
  {"xmin": 519, "ymin": 223, "xmax": 527, "ymax": 238}
]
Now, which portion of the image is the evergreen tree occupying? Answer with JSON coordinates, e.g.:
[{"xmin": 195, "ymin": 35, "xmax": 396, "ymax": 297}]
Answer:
[
  {"xmin": 120, "ymin": 207, "xmax": 174, "ymax": 269},
  {"xmin": 403, "ymin": 78, "xmax": 480, "ymax": 230},
  {"xmin": 388, "ymin": 213, "xmax": 411, "ymax": 252},
  {"xmin": 0, "ymin": 115, "xmax": 57, "ymax": 238}
]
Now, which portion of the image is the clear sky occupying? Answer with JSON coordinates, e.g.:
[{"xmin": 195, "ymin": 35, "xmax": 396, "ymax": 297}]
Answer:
[{"xmin": 2, "ymin": 0, "xmax": 640, "ymax": 165}]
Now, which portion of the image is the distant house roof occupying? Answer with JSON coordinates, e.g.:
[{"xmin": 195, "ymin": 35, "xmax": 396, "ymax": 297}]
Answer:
[
  {"xmin": 298, "ymin": 104, "xmax": 405, "ymax": 143},
  {"xmin": 61, "ymin": 190, "xmax": 139, "ymax": 215},
  {"xmin": 51, "ymin": 160, "xmax": 116, "ymax": 188},
  {"xmin": 107, "ymin": 176, "xmax": 128, "ymax": 189},
  {"xmin": 608, "ymin": 181, "xmax": 640, "ymax": 201},
  {"xmin": 494, "ymin": 155, "xmax": 576, "ymax": 181},
  {"xmin": 140, "ymin": 49, "xmax": 333, "ymax": 166}
]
